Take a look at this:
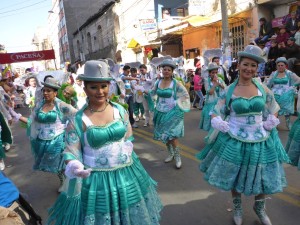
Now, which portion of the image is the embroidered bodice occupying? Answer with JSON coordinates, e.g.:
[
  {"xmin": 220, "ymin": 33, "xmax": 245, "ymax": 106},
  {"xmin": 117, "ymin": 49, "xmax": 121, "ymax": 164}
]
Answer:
[
  {"xmin": 156, "ymin": 80, "xmax": 176, "ymax": 112},
  {"xmin": 82, "ymin": 106, "xmax": 132, "ymax": 170},
  {"xmin": 228, "ymin": 90, "xmax": 269, "ymax": 142},
  {"xmin": 37, "ymin": 106, "xmax": 65, "ymax": 140}
]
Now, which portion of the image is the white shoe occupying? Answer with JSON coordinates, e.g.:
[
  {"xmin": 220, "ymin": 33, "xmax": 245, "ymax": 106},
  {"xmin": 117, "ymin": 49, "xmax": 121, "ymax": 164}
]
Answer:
[
  {"xmin": 143, "ymin": 123, "xmax": 149, "ymax": 127},
  {"xmin": 0, "ymin": 160, "xmax": 5, "ymax": 171},
  {"xmin": 135, "ymin": 117, "xmax": 140, "ymax": 122},
  {"xmin": 4, "ymin": 144, "xmax": 10, "ymax": 152},
  {"xmin": 140, "ymin": 115, "xmax": 145, "ymax": 120},
  {"xmin": 132, "ymin": 123, "xmax": 138, "ymax": 128}
]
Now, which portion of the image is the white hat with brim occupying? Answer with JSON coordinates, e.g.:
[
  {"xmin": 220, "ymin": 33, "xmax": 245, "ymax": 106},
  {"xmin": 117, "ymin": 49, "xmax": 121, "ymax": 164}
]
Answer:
[
  {"xmin": 275, "ymin": 57, "xmax": 288, "ymax": 64},
  {"xmin": 206, "ymin": 63, "xmax": 219, "ymax": 72},
  {"xmin": 237, "ymin": 45, "xmax": 265, "ymax": 64},
  {"xmin": 77, "ymin": 60, "xmax": 113, "ymax": 82},
  {"xmin": 159, "ymin": 59, "xmax": 176, "ymax": 69},
  {"xmin": 41, "ymin": 77, "xmax": 61, "ymax": 90}
]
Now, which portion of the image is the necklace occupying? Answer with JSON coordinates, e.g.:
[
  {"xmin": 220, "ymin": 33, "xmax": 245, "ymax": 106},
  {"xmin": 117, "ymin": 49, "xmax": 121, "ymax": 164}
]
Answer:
[{"xmin": 89, "ymin": 102, "xmax": 109, "ymax": 113}]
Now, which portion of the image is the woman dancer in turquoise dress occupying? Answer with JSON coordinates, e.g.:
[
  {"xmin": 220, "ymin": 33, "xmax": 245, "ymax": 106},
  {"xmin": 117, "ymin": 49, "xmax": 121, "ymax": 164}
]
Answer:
[
  {"xmin": 267, "ymin": 57, "xmax": 300, "ymax": 129},
  {"xmin": 285, "ymin": 90, "xmax": 300, "ymax": 170},
  {"xmin": 16, "ymin": 78, "xmax": 77, "ymax": 189},
  {"xmin": 197, "ymin": 46, "xmax": 289, "ymax": 225},
  {"xmin": 47, "ymin": 60, "xmax": 162, "ymax": 225},
  {"xmin": 199, "ymin": 63, "xmax": 226, "ymax": 131},
  {"xmin": 149, "ymin": 59, "xmax": 190, "ymax": 169}
]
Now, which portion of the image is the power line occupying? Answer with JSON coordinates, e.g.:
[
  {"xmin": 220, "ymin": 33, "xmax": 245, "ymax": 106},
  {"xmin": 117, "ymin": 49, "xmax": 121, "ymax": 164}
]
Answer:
[
  {"xmin": 0, "ymin": 0, "xmax": 48, "ymax": 14},
  {"xmin": 0, "ymin": 0, "xmax": 39, "ymax": 11},
  {"xmin": 0, "ymin": 5, "xmax": 49, "ymax": 19}
]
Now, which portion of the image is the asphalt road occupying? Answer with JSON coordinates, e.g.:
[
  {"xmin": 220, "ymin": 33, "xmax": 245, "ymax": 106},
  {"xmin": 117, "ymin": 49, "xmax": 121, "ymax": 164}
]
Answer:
[{"xmin": 3, "ymin": 107, "xmax": 300, "ymax": 225}]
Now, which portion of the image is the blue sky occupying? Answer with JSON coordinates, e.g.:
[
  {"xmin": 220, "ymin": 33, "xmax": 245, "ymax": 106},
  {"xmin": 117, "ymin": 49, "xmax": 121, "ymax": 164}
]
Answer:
[{"xmin": 0, "ymin": 0, "xmax": 52, "ymax": 53}]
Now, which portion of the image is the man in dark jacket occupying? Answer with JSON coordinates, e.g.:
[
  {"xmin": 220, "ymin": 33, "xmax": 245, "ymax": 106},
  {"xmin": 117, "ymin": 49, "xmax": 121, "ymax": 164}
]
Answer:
[
  {"xmin": 255, "ymin": 18, "xmax": 273, "ymax": 44},
  {"xmin": 285, "ymin": 11, "xmax": 299, "ymax": 37},
  {"xmin": 279, "ymin": 37, "xmax": 300, "ymax": 72}
]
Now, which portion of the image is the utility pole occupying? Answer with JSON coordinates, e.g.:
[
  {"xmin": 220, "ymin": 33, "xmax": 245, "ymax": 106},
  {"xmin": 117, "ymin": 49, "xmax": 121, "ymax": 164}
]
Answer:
[{"xmin": 220, "ymin": 0, "xmax": 229, "ymax": 53}]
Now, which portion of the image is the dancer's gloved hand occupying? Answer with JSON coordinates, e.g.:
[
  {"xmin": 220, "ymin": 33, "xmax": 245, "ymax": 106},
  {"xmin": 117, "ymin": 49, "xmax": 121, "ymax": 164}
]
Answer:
[
  {"xmin": 65, "ymin": 160, "xmax": 92, "ymax": 179},
  {"xmin": 211, "ymin": 116, "xmax": 229, "ymax": 133},
  {"xmin": 263, "ymin": 114, "xmax": 280, "ymax": 131},
  {"xmin": 9, "ymin": 107, "xmax": 22, "ymax": 122}
]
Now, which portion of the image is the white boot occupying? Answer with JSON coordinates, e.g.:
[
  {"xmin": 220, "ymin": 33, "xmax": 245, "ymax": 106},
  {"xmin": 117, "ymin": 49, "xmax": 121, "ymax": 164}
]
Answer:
[
  {"xmin": 0, "ymin": 160, "xmax": 5, "ymax": 171},
  {"xmin": 164, "ymin": 145, "xmax": 174, "ymax": 163},
  {"xmin": 253, "ymin": 199, "xmax": 272, "ymax": 225},
  {"xmin": 233, "ymin": 196, "xmax": 243, "ymax": 225},
  {"xmin": 173, "ymin": 147, "xmax": 182, "ymax": 169}
]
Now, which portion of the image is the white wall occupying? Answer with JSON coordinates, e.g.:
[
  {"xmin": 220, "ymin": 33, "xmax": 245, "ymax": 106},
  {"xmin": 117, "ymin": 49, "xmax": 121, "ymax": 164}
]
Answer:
[{"xmin": 116, "ymin": 0, "xmax": 155, "ymax": 63}]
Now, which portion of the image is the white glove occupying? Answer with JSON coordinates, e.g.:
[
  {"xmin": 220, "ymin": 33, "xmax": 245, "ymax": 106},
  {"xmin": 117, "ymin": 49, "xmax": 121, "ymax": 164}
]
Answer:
[
  {"xmin": 65, "ymin": 160, "xmax": 92, "ymax": 179},
  {"xmin": 211, "ymin": 116, "xmax": 230, "ymax": 133},
  {"xmin": 263, "ymin": 114, "xmax": 280, "ymax": 131},
  {"xmin": 9, "ymin": 107, "xmax": 22, "ymax": 122}
]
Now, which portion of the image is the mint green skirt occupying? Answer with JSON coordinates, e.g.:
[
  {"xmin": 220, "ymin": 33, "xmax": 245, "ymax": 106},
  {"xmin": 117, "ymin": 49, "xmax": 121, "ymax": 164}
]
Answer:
[
  {"xmin": 199, "ymin": 102, "xmax": 215, "ymax": 131},
  {"xmin": 285, "ymin": 116, "xmax": 300, "ymax": 170},
  {"xmin": 47, "ymin": 152, "xmax": 162, "ymax": 225},
  {"xmin": 153, "ymin": 106, "xmax": 184, "ymax": 143},
  {"xmin": 197, "ymin": 129, "xmax": 289, "ymax": 196}
]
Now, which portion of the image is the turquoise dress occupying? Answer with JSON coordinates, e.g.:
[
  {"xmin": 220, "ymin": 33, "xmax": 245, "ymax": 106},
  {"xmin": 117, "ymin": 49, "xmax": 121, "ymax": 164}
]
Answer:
[
  {"xmin": 267, "ymin": 70, "xmax": 300, "ymax": 116},
  {"xmin": 47, "ymin": 103, "xmax": 162, "ymax": 225},
  {"xmin": 285, "ymin": 92, "xmax": 300, "ymax": 170},
  {"xmin": 28, "ymin": 98, "xmax": 77, "ymax": 173},
  {"xmin": 199, "ymin": 77, "xmax": 225, "ymax": 131},
  {"xmin": 197, "ymin": 79, "xmax": 289, "ymax": 196},
  {"xmin": 152, "ymin": 79, "xmax": 190, "ymax": 143}
]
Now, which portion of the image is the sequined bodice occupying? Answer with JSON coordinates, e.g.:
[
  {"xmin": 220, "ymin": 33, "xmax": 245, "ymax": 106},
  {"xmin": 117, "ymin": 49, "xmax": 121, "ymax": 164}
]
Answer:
[
  {"xmin": 231, "ymin": 96, "xmax": 265, "ymax": 115},
  {"xmin": 273, "ymin": 76, "xmax": 289, "ymax": 85},
  {"xmin": 157, "ymin": 88, "xmax": 173, "ymax": 98},
  {"xmin": 37, "ymin": 110, "xmax": 57, "ymax": 123},
  {"xmin": 85, "ymin": 120, "xmax": 126, "ymax": 149}
]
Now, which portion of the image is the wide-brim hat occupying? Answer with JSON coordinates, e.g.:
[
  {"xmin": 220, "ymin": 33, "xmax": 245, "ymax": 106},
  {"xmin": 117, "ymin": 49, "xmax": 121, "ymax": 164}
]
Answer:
[
  {"xmin": 237, "ymin": 45, "xmax": 265, "ymax": 64},
  {"xmin": 159, "ymin": 59, "xmax": 176, "ymax": 69},
  {"xmin": 275, "ymin": 57, "xmax": 288, "ymax": 64},
  {"xmin": 77, "ymin": 60, "xmax": 113, "ymax": 82},
  {"xmin": 41, "ymin": 77, "xmax": 60, "ymax": 90},
  {"xmin": 206, "ymin": 63, "xmax": 219, "ymax": 72}
]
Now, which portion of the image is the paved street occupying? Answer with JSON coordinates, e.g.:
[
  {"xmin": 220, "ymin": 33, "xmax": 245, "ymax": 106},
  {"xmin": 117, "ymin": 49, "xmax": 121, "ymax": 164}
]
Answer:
[{"xmin": 3, "ymin": 107, "xmax": 300, "ymax": 225}]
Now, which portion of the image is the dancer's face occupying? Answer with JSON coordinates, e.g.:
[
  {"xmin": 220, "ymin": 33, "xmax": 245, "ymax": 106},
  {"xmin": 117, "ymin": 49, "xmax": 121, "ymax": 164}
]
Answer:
[
  {"xmin": 238, "ymin": 58, "xmax": 258, "ymax": 80},
  {"xmin": 84, "ymin": 81, "xmax": 110, "ymax": 105}
]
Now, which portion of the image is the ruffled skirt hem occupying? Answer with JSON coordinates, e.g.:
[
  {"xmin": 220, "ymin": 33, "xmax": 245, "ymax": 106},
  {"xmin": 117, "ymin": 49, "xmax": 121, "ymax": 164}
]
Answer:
[
  {"xmin": 47, "ymin": 152, "xmax": 162, "ymax": 225},
  {"xmin": 153, "ymin": 106, "xmax": 184, "ymax": 143},
  {"xmin": 197, "ymin": 129, "xmax": 288, "ymax": 195}
]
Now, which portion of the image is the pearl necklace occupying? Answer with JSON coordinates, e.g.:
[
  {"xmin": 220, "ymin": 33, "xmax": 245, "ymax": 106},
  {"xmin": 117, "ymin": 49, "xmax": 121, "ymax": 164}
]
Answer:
[{"xmin": 89, "ymin": 102, "xmax": 109, "ymax": 113}]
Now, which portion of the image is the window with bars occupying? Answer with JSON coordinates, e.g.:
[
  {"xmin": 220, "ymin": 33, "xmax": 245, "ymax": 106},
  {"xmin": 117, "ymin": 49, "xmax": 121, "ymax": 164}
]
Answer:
[{"xmin": 216, "ymin": 22, "xmax": 246, "ymax": 58}]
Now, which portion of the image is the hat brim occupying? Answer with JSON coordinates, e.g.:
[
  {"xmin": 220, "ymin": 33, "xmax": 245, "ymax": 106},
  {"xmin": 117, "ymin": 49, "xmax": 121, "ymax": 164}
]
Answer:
[
  {"xmin": 237, "ymin": 52, "xmax": 265, "ymax": 64},
  {"xmin": 41, "ymin": 82, "xmax": 60, "ymax": 90},
  {"xmin": 275, "ymin": 59, "xmax": 288, "ymax": 64},
  {"xmin": 77, "ymin": 74, "xmax": 113, "ymax": 82},
  {"xmin": 206, "ymin": 66, "xmax": 219, "ymax": 72},
  {"xmin": 160, "ymin": 63, "xmax": 176, "ymax": 69}
]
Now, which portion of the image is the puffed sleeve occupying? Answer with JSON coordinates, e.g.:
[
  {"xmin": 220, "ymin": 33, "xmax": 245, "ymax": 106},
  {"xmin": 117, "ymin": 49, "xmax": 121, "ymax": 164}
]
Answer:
[
  {"xmin": 263, "ymin": 84, "xmax": 280, "ymax": 118},
  {"xmin": 289, "ymin": 72, "xmax": 300, "ymax": 86},
  {"xmin": 123, "ymin": 110, "xmax": 134, "ymax": 142},
  {"xmin": 210, "ymin": 87, "xmax": 228, "ymax": 119},
  {"xmin": 64, "ymin": 117, "xmax": 83, "ymax": 162},
  {"xmin": 175, "ymin": 81, "xmax": 190, "ymax": 112}
]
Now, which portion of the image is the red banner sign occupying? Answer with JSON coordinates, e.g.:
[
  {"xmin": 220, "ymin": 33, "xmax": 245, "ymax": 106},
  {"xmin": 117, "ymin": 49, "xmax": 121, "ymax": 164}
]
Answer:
[{"xmin": 0, "ymin": 49, "xmax": 55, "ymax": 64}]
